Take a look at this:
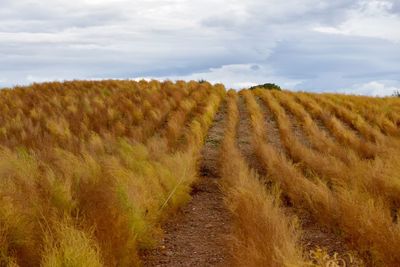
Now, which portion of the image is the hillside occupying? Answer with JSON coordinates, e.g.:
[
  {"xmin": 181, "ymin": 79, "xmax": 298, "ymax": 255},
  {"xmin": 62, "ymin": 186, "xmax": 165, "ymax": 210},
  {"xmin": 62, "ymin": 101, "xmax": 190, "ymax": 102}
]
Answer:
[{"xmin": 0, "ymin": 80, "xmax": 399, "ymax": 267}]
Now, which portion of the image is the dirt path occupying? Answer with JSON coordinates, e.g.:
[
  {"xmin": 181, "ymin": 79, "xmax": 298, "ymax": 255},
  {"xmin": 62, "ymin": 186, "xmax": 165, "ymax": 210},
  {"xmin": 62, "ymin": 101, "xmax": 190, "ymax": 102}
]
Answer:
[
  {"xmin": 255, "ymin": 97, "xmax": 286, "ymax": 155},
  {"xmin": 141, "ymin": 103, "xmax": 231, "ymax": 267},
  {"xmin": 237, "ymin": 96, "xmax": 266, "ymax": 175},
  {"xmin": 281, "ymin": 106, "xmax": 313, "ymax": 149}
]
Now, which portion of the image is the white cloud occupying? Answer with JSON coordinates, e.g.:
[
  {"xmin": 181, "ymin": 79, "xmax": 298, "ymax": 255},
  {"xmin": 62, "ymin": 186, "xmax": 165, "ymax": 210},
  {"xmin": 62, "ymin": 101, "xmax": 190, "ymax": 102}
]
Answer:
[
  {"xmin": 344, "ymin": 81, "xmax": 400, "ymax": 96},
  {"xmin": 314, "ymin": 0, "xmax": 400, "ymax": 42},
  {"xmin": 138, "ymin": 63, "xmax": 303, "ymax": 90},
  {"xmin": 26, "ymin": 75, "xmax": 64, "ymax": 83}
]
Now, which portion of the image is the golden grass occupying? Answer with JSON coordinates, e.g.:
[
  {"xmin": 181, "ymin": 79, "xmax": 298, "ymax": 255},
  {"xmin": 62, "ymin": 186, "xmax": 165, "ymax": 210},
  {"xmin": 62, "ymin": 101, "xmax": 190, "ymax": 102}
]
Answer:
[
  {"xmin": 295, "ymin": 92, "xmax": 379, "ymax": 159},
  {"xmin": 327, "ymin": 94, "xmax": 399, "ymax": 137},
  {"xmin": 220, "ymin": 91, "xmax": 305, "ymax": 267},
  {"xmin": 0, "ymin": 80, "xmax": 224, "ymax": 266},
  {"xmin": 312, "ymin": 94, "xmax": 384, "ymax": 144},
  {"xmin": 1, "ymin": 80, "xmax": 400, "ymax": 266},
  {"xmin": 250, "ymin": 89, "xmax": 400, "ymax": 266}
]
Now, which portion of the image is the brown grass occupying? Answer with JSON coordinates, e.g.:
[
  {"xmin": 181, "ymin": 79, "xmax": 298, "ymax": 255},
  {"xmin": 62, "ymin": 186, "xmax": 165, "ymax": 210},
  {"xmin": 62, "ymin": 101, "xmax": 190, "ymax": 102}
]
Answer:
[
  {"xmin": 219, "ymin": 91, "xmax": 305, "ymax": 267},
  {"xmin": 1, "ymin": 81, "xmax": 400, "ymax": 266},
  {"xmin": 251, "ymin": 89, "xmax": 400, "ymax": 266},
  {"xmin": 0, "ymin": 80, "xmax": 224, "ymax": 266}
]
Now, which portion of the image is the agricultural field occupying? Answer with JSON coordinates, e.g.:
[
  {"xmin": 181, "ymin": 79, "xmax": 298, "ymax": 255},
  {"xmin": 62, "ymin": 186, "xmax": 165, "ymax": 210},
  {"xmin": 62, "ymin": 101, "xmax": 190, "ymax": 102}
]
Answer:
[{"xmin": 0, "ymin": 80, "xmax": 400, "ymax": 267}]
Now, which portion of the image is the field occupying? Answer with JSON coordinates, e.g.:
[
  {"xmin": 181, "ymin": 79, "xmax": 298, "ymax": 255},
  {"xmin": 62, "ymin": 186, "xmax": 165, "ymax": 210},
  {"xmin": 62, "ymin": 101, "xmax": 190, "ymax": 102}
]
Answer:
[{"xmin": 0, "ymin": 80, "xmax": 400, "ymax": 267}]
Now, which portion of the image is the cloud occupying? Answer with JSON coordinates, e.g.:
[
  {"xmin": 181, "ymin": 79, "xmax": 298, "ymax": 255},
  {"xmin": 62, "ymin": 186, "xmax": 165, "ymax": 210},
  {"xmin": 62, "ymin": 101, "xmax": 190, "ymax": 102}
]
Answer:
[
  {"xmin": 344, "ymin": 81, "xmax": 400, "ymax": 96},
  {"xmin": 140, "ymin": 63, "xmax": 302, "ymax": 89},
  {"xmin": 314, "ymin": 0, "xmax": 400, "ymax": 42},
  {"xmin": 265, "ymin": 32, "xmax": 400, "ymax": 93},
  {"xmin": 0, "ymin": 0, "xmax": 399, "ymax": 96}
]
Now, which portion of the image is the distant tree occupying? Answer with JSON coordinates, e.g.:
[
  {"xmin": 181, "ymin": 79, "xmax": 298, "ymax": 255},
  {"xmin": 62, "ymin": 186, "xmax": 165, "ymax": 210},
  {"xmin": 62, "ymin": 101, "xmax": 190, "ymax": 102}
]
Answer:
[
  {"xmin": 198, "ymin": 79, "xmax": 208, "ymax": 84},
  {"xmin": 393, "ymin": 90, "xmax": 400, "ymax": 97},
  {"xmin": 249, "ymin": 83, "xmax": 282, "ymax": 91}
]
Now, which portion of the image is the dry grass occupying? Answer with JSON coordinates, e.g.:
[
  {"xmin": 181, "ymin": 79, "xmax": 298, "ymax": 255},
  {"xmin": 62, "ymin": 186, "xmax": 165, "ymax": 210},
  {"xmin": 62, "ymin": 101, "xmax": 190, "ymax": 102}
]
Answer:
[
  {"xmin": 0, "ymin": 80, "xmax": 224, "ymax": 266},
  {"xmin": 312, "ymin": 94, "xmax": 384, "ymax": 145},
  {"xmin": 295, "ymin": 92, "xmax": 379, "ymax": 159},
  {"xmin": 219, "ymin": 91, "xmax": 305, "ymax": 267},
  {"xmin": 252, "ymin": 89, "xmax": 400, "ymax": 266},
  {"xmin": 1, "ymin": 80, "xmax": 400, "ymax": 266}
]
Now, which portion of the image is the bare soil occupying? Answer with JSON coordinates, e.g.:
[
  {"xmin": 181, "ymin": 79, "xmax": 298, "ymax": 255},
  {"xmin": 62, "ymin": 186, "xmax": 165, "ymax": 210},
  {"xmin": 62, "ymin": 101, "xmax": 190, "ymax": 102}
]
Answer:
[
  {"xmin": 281, "ymin": 106, "xmax": 313, "ymax": 149},
  {"xmin": 141, "ymin": 102, "xmax": 231, "ymax": 267},
  {"xmin": 255, "ymin": 97, "xmax": 286, "ymax": 155},
  {"xmin": 236, "ymin": 96, "xmax": 266, "ymax": 175}
]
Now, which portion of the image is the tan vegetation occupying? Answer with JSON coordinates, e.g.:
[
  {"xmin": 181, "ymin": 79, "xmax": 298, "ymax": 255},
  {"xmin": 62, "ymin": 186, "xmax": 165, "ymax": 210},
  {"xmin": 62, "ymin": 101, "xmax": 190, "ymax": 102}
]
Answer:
[
  {"xmin": 0, "ymin": 80, "xmax": 399, "ymax": 266},
  {"xmin": 219, "ymin": 91, "xmax": 305, "ymax": 266},
  {"xmin": 250, "ymin": 89, "xmax": 400, "ymax": 266},
  {"xmin": 0, "ymin": 80, "xmax": 224, "ymax": 266}
]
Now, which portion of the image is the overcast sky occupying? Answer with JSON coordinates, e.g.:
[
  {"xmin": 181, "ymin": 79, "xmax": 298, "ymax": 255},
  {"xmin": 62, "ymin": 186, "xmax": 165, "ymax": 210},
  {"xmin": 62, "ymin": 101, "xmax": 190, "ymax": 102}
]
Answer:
[{"xmin": 1, "ymin": 0, "xmax": 399, "ymax": 95}]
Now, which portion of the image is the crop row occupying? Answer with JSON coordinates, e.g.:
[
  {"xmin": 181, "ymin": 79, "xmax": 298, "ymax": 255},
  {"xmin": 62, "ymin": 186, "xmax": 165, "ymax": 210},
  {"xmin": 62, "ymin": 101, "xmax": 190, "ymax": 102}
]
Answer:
[{"xmin": 0, "ymin": 80, "xmax": 224, "ymax": 266}]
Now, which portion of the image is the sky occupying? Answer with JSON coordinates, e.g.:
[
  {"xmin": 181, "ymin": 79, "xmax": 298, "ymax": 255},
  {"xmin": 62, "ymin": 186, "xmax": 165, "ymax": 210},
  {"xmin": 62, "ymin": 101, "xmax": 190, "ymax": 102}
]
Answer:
[{"xmin": 0, "ymin": 0, "xmax": 399, "ymax": 95}]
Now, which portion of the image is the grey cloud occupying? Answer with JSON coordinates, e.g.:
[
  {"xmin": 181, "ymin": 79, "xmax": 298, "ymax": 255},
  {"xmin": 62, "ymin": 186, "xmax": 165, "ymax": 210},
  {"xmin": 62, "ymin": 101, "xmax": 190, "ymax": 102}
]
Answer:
[
  {"xmin": 344, "ymin": 71, "xmax": 400, "ymax": 80},
  {"xmin": 390, "ymin": 1, "xmax": 400, "ymax": 14},
  {"xmin": 0, "ymin": 0, "xmax": 399, "ymax": 95},
  {"xmin": 265, "ymin": 33, "xmax": 400, "ymax": 90}
]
